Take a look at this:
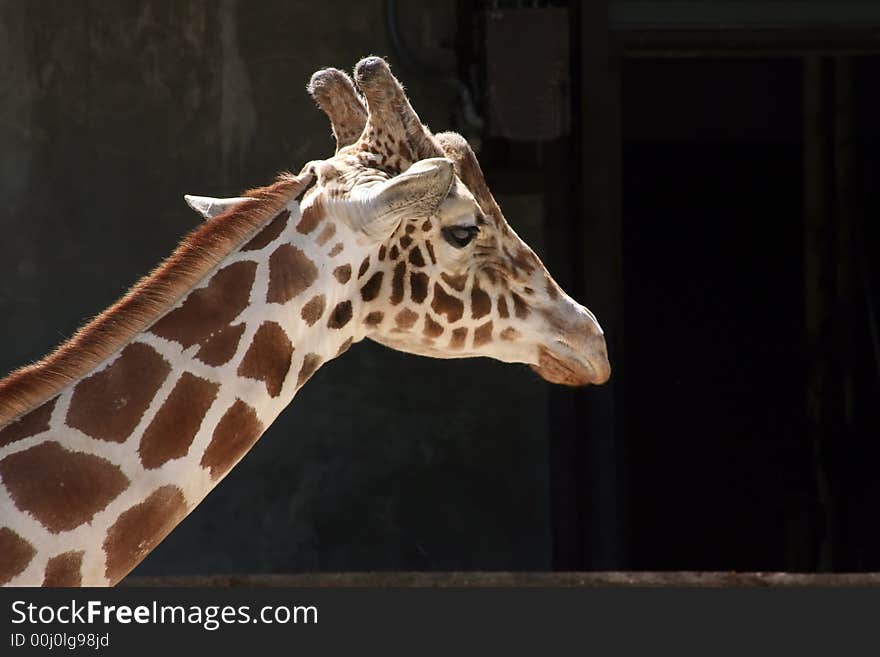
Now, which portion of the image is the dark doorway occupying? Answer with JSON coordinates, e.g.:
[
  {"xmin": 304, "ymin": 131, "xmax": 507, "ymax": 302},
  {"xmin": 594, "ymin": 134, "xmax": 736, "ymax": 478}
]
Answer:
[{"xmin": 622, "ymin": 58, "xmax": 812, "ymax": 570}]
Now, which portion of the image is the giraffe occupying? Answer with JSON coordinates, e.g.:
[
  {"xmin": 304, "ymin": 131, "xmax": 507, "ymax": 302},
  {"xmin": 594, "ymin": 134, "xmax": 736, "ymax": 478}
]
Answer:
[{"xmin": 0, "ymin": 57, "xmax": 609, "ymax": 587}]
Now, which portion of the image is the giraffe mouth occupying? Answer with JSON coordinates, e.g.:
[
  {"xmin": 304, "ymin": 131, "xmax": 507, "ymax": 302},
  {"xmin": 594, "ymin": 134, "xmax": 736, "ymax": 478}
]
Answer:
[{"xmin": 531, "ymin": 341, "xmax": 610, "ymax": 387}]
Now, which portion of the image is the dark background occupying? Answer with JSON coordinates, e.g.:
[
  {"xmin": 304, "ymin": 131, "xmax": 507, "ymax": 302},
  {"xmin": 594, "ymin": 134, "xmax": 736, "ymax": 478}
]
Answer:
[{"xmin": 0, "ymin": 1, "xmax": 878, "ymax": 576}]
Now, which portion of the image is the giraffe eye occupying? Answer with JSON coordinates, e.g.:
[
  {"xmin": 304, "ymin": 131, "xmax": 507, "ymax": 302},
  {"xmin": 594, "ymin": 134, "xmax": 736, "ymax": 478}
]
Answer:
[{"xmin": 442, "ymin": 225, "xmax": 480, "ymax": 248}]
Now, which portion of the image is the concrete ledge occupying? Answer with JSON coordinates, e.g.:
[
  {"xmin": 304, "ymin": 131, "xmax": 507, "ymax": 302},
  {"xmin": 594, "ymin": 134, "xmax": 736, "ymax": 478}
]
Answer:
[{"xmin": 122, "ymin": 571, "xmax": 880, "ymax": 587}]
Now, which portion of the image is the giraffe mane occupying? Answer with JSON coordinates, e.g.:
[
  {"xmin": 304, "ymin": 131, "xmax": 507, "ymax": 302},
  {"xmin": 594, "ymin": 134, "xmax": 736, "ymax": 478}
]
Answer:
[{"xmin": 0, "ymin": 171, "xmax": 312, "ymax": 428}]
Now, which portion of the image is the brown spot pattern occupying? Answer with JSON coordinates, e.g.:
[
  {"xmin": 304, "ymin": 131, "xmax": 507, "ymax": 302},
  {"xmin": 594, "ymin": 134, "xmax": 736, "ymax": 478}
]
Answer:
[
  {"xmin": 267, "ymin": 244, "xmax": 318, "ymax": 303},
  {"xmin": 408, "ymin": 247, "xmax": 425, "ymax": 267},
  {"xmin": 512, "ymin": 247, "xmax": 536, "ymax": 274},
  {"xmin": 103, "ymin": 485, "xmax": 187, "ymax": 585},
  {"xmin": 391, "ymin": 262, "xmax": 406, "ymax": 305},
  {"xmin": 42, "ymin": 550, "xmax": 84, "ymax": 587},
  {"xmin": 364, "ymin": 311, "xmax": 384, "ymax": 326},
  {"xmin": 473, "ymin": 321, "xmax": 494, "ymax": 347},
  {"xmin": 421, "ymin": 219, "xmax": 433, "ymax": 232},
  {"xmin": 450, "ymin": 327, "xmax": 468, "ymax": 349},
  {"xmin": 512, "ymin": 293, "xmax": 530, "ymax": 319},
  {"xmin": 315, "ymin": 223, "xmax": 336, "ymax": 246},
  {"xmin": 497, "ymin": 296, "xmax": 510, "ymax": 319},
  {"xmin": 378, "ymin": 245, "xmax": 387, "ymax": 260},
  {"xmin": 395, "ymin": 308, "xmax": 419, "ymax": 330},
  {"xmin": 431, "ymin": 283, "xmax": 464, "ymax": 322},
  {"xmin": 410, "ymin": 272, "xmax": 429, "ymax": 303},
  {"xmin": 358, "ymin": 256, "xmax": 371, "ymax": 278},
  {"xmin": 471, "ymin": 283, "xmax": 491, "ymax": 319},
  {"xmin": 242, "ymin": 210, "xmax": 289, "ymax": 251},
  {"xmin": 333, "ymin": 264, "xmax": 352, "ymax": 284},
  {"xmin": 500, "ymin": 327, "xmax": 521, "ymax": 341},
  {"xmin": 389, "ymin": 245, "xmax": 400, "ymax": 260},
  {"xmin": 151, "ymin": 261, "xmax": 256, "ymax": 348},
  {"xmin": 425, "ymin": 240, "xmax": 437, "ymax": 264},
  {"xmin": 0, "ymin": 397, "xmax": 56, "ymax": 448},
  {"xmin": 194, "ymin": 323, "xmax": 246, "ymax": 367},
  {"xmin": 328, "ymin": 243, "xmax": 344, "ymax": 257},
  {"xmin": 400, "ymin": 235, "xmax": 413, "ymax": 250},
  {"xmin": 328, "ymin": 301, "xmax": 353, "ymax": 329},
  {"xmin": 0, "ymin": 170, "xmax": 312, "ymax": 429},
  {"xmin": 0, "ymin": 441, "xmax": 129, "ymax": 533},
  {"xmin": 301, "ymin": 295, "xmax": 326, "ymax": 326},
  {"xmin": 296, "ymin": 200, "xmax": 324, "ymax": 234},
  {"xmin": 139, "ymin": 373, "xmax": 219, "ymax": 469},
  {"xmin": 441, "ymin": 272, "xmax": 467, "ymax": 292},
  {"xmin": 0, "ymin": 527, "xmax": 35, "ymax": 585},
  {"xmin": 297, "ymin": 353, "xmax": 322, "ymax": 387},
  {"xmin": 336, "ymin": 338, "xmax": 354, "ymax": 357},
  {"xmin": 423, "ymin": 315, "xmax": 444, "ymax": 338},
  {"xmin": 67, "ymin": 343, "xmax": 170, "ymax": 443},
  {"xmin": 237, "ymin": 322, "xmax": 293, "ymax": 398},
  {"xmin": 361, "ymin": 271, "xmax": 384, "ymax": 301},
  {"xmin": 200, "ymin": 399, "xmax": 263, "ymax": 480}
]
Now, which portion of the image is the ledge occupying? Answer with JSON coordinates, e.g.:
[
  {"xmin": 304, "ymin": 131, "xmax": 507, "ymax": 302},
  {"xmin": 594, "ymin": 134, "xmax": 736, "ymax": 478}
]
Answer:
[{"xmin": 121, "ymin": 571, "xmax": 880, "ymax": 588}]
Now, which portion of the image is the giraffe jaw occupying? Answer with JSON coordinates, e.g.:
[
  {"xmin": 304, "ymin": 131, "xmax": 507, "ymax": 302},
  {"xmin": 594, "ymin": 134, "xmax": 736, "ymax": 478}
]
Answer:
[
  {"xmin": 531, "ymin": 340, "xmax": 611, "ymax": 387},
  {"xmin": 369, "ymin": 333, "xmax": 610, "ymax": 386}
]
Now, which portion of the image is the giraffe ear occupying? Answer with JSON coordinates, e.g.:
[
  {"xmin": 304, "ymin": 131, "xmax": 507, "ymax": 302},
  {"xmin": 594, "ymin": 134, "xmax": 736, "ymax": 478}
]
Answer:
[
  {"xmin": 184, "ymin": 195, "xmax": 251, "ymax": 220},
  {"xmin": 354, "ymin": 158, "xmax": 454, "ymax": 240}
]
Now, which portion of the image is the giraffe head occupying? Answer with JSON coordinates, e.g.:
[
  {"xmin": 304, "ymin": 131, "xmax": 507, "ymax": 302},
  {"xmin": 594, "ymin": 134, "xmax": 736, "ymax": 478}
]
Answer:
[{"xmin": 194, "ymin": 58, "xmax": 610, "ymax": 386}]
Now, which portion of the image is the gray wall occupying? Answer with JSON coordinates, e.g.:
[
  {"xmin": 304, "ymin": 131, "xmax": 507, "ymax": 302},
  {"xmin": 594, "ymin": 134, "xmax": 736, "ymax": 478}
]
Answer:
[{"xmin": 0, "ymin": 1, "xmax": 552, "ymax": 575}]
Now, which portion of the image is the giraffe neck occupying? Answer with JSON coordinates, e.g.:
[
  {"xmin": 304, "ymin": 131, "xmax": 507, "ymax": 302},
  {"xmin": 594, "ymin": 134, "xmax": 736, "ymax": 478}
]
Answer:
[{"xmin": 0, "ymin": 193, "xmax": 370, "ymax": 586}]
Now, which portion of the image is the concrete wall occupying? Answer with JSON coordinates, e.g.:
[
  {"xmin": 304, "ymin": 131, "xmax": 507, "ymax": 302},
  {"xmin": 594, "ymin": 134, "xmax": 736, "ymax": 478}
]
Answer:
[{"xmin": 0, "ymin": 1, "xmax": 552, "ymax": 575}]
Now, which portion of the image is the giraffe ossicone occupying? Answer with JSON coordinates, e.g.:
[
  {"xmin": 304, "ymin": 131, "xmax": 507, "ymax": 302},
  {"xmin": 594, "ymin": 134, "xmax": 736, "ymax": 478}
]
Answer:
[{"xmin": 0, "ymin": 57, "xmax": 609, "ymax": 587}]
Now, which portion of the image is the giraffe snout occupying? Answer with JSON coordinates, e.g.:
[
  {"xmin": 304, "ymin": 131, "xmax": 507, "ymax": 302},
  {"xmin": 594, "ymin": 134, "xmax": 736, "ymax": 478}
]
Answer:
[
  {"xmin": 531, "ymin": 301, "xmax": 611, "ymax": 386},
  {"xmin": 582, "ymin": 332, "xmax": 611, "ymax": 384}
]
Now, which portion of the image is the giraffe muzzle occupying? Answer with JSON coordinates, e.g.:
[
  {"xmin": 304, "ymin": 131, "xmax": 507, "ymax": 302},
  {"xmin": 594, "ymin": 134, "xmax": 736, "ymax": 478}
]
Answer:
[
  {"xmin": 528, "ymin": 294, "xmax": 611, "ymax": 387},
  {"xmin": 531, "ymin": 333, "xmax": 611, "ymax": 386}
]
